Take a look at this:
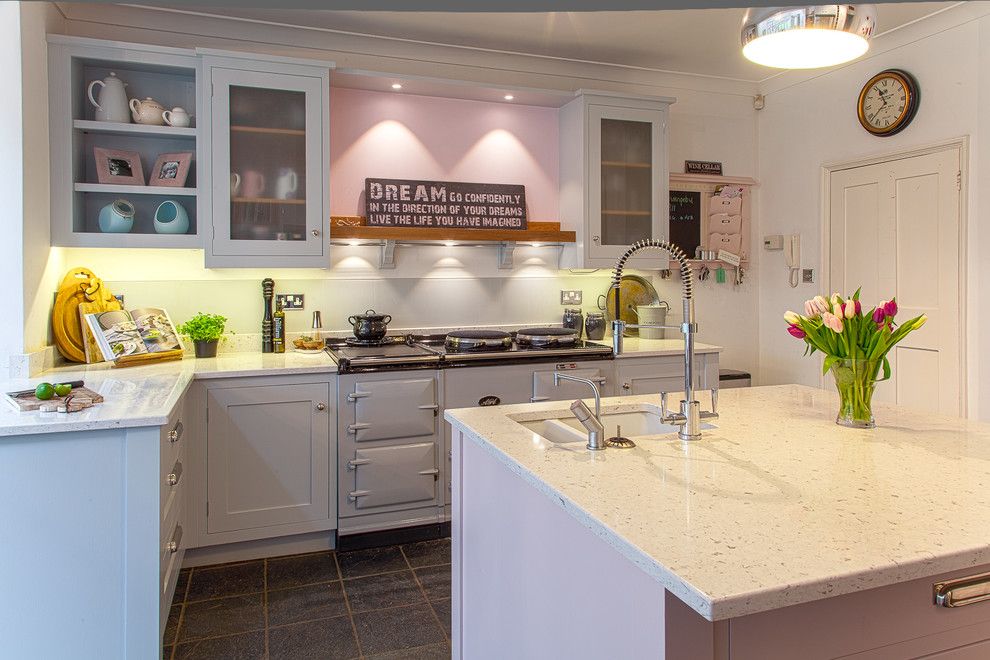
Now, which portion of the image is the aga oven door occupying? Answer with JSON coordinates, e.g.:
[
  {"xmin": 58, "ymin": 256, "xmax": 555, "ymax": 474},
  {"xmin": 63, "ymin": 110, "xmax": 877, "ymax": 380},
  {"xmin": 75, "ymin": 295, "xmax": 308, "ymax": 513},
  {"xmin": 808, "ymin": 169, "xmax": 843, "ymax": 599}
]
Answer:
[
  {"xmin": 345, "ymin": 376, "xmax": 437, "ymax": 443},
  {"xmin": 345, "ymin": 442, "xmax": 438, "ymax": 511}
]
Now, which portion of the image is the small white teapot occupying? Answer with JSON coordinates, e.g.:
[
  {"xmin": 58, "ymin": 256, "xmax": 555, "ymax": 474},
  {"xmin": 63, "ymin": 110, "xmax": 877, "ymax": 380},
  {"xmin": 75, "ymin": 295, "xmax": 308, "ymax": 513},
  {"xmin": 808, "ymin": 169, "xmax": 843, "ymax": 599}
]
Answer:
[
  {"xmin": 162, "ymin": 107, "xmax": 192, "ymax": 128},
  {"xmin": 129, "ymin": 97, "xmax": 166, "ymax": 125}
]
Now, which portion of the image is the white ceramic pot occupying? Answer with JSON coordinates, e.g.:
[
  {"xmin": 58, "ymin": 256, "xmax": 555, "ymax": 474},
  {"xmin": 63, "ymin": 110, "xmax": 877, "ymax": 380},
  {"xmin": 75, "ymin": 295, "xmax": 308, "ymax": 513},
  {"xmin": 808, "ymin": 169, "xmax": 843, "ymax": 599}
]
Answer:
[
  {"xmin": 274, "ymin": 168, "xmax": 299, "ymax": 200},
  {"xmin": 162, "ymin": 107, "xmax": 192, "ymax": 128},
  {"xmin": 87, "ymin": 72, "xmax": 130, "ymax": 123}
]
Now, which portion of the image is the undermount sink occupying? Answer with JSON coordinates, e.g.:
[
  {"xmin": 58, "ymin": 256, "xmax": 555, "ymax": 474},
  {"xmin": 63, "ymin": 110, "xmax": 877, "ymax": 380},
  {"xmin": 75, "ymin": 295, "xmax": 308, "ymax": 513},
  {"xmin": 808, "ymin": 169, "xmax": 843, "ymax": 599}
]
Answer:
[{"xmin": 516, "ymin": 407, "xmax": 710, "ymax": 445}]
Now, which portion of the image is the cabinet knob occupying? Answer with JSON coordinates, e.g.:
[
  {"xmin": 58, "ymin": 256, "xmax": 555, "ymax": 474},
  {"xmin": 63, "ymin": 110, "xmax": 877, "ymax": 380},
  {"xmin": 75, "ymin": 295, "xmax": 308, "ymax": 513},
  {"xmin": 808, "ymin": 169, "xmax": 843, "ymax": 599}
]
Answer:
[
  {"xmin": 316, "ymin": 402, "xmax": 326, "ymax": 411},
  {"xmin": 592, "ymin": 235, "xmax": 600, "ymax": 244},
  {"xmin": 622, "ymin": 383, "xmax": 631, "ymax": 391},
  {"xmin": 311, "ymin": 229, "xmax": 321, "ymax": 237},
  {"xmin": 168, "ymin": 420, "xmax": 183, "ymax": 443}
]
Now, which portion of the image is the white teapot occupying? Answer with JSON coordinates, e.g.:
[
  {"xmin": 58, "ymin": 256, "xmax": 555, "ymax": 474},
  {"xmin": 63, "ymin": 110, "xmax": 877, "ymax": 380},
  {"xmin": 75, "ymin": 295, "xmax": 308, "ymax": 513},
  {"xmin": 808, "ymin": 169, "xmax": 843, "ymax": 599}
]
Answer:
[
  {"xmin": 129, "ymin": 97, "xmax": 166, "ymax": 125},
  {"xmin": 87, "ymin": 72, "xmax": 130, "ymax": 123},
  {"xmin": 162, "ymin": 107, "xmax": 192, "ymax": 128}
]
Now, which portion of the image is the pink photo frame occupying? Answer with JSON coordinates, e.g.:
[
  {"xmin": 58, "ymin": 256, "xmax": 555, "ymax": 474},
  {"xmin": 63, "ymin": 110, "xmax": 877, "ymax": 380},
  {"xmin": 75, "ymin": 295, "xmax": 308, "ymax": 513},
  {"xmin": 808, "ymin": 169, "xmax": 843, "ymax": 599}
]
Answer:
[
  {"xmin": 151, "ymin": 152, "xmax": 193, "ymax": 188},
  {"xmin": 94, "ymin": 147, "xmax": 145, "ymax": 186}
]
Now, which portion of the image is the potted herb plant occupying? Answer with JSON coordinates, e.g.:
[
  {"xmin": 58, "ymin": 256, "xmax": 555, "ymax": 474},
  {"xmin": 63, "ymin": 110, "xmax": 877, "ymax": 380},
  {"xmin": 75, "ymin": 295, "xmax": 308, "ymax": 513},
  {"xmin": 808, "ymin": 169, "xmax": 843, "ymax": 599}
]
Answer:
[{"xmin": 177, "ymin": 313, "xmax": 228, "ymax": 358}]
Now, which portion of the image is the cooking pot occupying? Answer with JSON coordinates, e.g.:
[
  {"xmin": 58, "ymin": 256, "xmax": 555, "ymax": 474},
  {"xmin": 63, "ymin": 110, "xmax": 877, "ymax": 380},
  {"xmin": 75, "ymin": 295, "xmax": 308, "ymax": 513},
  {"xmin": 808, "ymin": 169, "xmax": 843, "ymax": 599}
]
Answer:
[{"xmin": 348, "ymin": 309, "xmax": 392, "ymax": 341}]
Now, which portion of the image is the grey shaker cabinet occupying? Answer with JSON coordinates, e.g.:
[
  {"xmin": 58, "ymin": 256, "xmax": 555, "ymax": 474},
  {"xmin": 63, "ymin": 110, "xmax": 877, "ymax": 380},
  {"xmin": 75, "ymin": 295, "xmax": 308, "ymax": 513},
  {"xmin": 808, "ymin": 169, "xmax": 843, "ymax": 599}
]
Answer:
[{"xmin": 205, "ymin": 381, "xmax": 334, "ymax": 540}]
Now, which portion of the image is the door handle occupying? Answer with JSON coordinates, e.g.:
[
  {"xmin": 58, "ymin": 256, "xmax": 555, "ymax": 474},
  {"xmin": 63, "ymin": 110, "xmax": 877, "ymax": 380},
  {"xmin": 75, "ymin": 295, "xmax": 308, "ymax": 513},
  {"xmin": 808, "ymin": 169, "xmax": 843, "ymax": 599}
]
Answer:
[
  {"xmin": 593, "ymin": 377, "xmax": 607, "ymax": 385},
  {"xmin": 530, "ymin": 396, "xmax": 549, "ymax": 402},
  {"xmin": 418, "ymin": 468, "xmax": 440, "ymax": 476},
  {"xmin": 418, "ymin": 404, "xmax": 439, "ymax": 411},
  {"xmin": 347, "ymin": 423, "xmax": 370, "ymax": 434},
  {"xmin": 348, "ymin": 490, "xmax": 371, "ymax": 502},
  {"xmin": 347, "ymin": 391, "xmax": 371, "ymax": 402},
  {"xmin": 346, "ymin": 458, "xmax": 371, "ymax": 471},
  {"xmin": 934, "ymin": 571, "xmax": 990, "ymax": 608}
]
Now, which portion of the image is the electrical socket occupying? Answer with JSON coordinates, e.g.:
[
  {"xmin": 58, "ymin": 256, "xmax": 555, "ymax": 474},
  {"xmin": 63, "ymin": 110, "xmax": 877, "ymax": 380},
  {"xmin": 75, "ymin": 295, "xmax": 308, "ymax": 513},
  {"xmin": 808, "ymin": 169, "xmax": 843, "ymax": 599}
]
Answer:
[
  {"xmin": 560, "ymin": 290, "xmax": 583, "ymax": 305},
  {"xmin": 802, "ymin": 268, "xmax": 815, "ymax": 284},
  {"xmin": 276, "ymin": 294, "xmax": 305, "ymax": 310}
]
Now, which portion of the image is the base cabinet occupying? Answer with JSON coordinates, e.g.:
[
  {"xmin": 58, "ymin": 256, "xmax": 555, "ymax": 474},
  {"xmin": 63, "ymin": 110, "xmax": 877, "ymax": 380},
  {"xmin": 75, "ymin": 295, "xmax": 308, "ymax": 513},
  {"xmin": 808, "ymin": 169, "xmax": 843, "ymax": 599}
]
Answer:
[
  {"xmin": 616, "ymin": 353, "xmax": 719, "ymax": 397},
  {"xmin": 202, "ymin": 378, "xmax": 334, "ymax": 544}
]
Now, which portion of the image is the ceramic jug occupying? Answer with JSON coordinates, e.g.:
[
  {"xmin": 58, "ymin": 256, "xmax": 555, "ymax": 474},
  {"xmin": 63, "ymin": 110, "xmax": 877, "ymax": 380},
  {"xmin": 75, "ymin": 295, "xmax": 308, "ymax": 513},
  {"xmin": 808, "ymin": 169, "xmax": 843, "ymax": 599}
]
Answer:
[
  {"xmin": 274, "ymin": 168, "xmax": 299, "ymax": 200},
  {"xmin": 98, "ymin": 199, "xmax": 135, "ymax": 233},
  {"xmin": 162, "ymin": 107, "xmax": 191, "ymax": 128},
  {"xmin": 87, "ymin": 72, "xmax": 130, "ymax": 123},
  {"xmin": 230, "ymin": 172, "xmax": 242, "ymax": 197},
  {"xmin": 242, "ymin": 170, "xmax": 266, "ymax": 198},
  {"xmin": 129, "ymin": 97, "xmax": 166, "ymax": 125}
]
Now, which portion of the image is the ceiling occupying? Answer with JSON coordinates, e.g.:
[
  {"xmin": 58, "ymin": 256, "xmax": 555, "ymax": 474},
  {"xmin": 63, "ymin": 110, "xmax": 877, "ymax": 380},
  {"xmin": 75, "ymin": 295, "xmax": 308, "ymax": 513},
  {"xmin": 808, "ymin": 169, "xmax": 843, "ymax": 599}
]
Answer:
[{"xmin": 162, "ymin": 3, "xmax": 957, "ymax": 82}]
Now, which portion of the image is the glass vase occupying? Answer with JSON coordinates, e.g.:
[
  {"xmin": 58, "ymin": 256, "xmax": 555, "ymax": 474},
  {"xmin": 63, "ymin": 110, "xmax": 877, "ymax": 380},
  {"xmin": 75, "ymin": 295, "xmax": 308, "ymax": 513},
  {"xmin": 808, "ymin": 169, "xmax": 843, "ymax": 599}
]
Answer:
[{"xmin": 830, "ymin": 358, "xmax": 885, "ymax": 428}]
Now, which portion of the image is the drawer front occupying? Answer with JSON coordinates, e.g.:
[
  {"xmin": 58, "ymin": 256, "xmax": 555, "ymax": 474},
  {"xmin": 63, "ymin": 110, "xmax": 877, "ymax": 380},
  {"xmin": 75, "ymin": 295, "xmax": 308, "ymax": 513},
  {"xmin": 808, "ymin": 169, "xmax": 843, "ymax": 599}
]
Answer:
[
  {"xmin": 160, "ymin": 518, "xmax": 184, "ymax": 603},
  {"xmin": 350, "ymin": 378, "xmax": 437, "ymax": 442},
  {"xmin": 344, "ymin": 442, "xmax": 438, "ymax": 512},
  {"xmin": 709, "ymin": 213, "xmax": 742, "ymax": 234},
  {"xmin": 709, "ymin": 195, "xmax": 742, "ymax": 214},
  {"xmin": 160, "ymin": 457, "xmax": 184, "ymax": 529}
]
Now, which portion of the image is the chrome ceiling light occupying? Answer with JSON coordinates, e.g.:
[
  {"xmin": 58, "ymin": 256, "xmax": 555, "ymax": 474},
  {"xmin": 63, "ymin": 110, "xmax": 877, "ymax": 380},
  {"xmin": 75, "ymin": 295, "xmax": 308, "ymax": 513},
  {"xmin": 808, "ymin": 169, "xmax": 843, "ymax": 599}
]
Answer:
[{"xmin": 741, "ymin": 5, "xmax": 877, "ymax": 69}]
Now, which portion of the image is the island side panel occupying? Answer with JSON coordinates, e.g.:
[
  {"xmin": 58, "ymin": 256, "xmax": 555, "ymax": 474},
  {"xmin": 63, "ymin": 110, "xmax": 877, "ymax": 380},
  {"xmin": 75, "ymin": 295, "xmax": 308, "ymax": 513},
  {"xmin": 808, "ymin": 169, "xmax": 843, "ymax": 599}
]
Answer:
[{"xmin": 452, "ymin": 427, "xmax": 724, "ymax": 659}]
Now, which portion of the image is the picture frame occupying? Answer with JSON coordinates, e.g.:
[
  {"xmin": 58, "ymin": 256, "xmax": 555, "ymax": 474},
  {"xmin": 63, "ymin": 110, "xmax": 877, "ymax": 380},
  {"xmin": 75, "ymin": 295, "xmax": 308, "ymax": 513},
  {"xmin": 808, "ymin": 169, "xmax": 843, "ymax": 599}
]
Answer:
[
  {"xmin": 93, "ymin": 147, "xmax": 145, "ymax": 186},
  {"xmin": 150, "ymin": 152, "xmax": 193, "ymax": 188}
]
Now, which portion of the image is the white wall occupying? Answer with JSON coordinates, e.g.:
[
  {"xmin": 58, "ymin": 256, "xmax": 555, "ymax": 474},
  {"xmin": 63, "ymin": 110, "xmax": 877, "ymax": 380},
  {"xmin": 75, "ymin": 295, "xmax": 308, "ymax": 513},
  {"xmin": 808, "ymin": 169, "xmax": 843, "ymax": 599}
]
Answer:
[
  {"xmin": 756, "ymin": 4, "xmax": 990, "ymax": 419},
  {"xmin": 39, "ymin": 3, "xmax": 759, "ymax": 373}
]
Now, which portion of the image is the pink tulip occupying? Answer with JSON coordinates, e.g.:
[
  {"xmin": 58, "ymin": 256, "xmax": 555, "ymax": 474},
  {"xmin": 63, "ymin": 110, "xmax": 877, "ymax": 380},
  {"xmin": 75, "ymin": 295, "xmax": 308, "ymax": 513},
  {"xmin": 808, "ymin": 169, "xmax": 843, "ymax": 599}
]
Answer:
[
  {"xmin": 787, "ymin": 324, "xmax": 806, "ymax": 339},
  {"xmin": 804, "ymin": 300, "xmax": 815, "ymax": 317},
  {"xmin": 822, "ymin": 312, "xmax": 844, "ymax": 333},
  {"xmin": 872, "ymin": 306, "xmax": 885, "ymax": 325},
  {"xmin": 883, "ymin": 299, "xmax": 898, "ymax": 318},
  {"xmin": 854, "ymin": 300, "xmax": 862, "ymax": 315}
]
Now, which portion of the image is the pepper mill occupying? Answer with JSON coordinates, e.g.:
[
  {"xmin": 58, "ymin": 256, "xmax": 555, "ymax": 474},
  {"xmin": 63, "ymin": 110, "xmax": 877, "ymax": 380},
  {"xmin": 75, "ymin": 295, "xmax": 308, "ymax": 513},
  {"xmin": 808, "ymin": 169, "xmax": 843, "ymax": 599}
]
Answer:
[
  {"xmin": 311, "ymin": 311, "xmax": 323, "ymax": 343},
  {"xmin": 262, "ymin": 278, "xmax": 275, "ymax": 353}
]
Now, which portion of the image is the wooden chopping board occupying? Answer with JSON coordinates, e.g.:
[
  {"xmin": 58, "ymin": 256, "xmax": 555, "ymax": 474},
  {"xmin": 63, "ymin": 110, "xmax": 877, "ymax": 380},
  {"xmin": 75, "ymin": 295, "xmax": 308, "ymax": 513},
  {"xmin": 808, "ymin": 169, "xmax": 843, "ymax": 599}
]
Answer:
[
  {"xmin": 4, "ymin": 387, "xmax": 104, "ymax": 412},
  {"xmin": 52, "ymin": 267, "xmax": 121, "ymax": 363}
]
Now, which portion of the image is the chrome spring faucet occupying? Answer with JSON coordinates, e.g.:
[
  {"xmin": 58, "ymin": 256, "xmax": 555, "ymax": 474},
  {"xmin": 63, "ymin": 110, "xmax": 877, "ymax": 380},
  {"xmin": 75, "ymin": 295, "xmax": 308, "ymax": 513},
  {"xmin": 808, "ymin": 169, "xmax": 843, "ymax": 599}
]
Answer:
[{"xmin": 609, "ymin": 239, "xmax": 718, "ymax": 441}]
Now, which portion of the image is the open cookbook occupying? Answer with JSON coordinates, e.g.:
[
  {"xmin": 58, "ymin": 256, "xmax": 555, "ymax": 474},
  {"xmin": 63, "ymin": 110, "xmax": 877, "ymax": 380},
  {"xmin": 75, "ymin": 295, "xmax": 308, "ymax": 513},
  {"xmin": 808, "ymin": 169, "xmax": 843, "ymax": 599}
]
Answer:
[{"xmin": 84, "ymin": 307, "xmax": 182, "ymax": 363}]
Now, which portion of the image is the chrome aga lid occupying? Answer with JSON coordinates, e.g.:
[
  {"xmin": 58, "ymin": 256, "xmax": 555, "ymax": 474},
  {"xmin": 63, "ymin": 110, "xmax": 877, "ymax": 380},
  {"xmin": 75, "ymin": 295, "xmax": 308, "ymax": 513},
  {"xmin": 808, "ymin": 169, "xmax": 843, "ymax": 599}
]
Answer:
[
  {"xmin": 515, "ymin": 327, "xmax": 578, "ymax": 347},
  {"xmin": 445, "ymin": 330, "xmax": 512, "ymax": 352}
]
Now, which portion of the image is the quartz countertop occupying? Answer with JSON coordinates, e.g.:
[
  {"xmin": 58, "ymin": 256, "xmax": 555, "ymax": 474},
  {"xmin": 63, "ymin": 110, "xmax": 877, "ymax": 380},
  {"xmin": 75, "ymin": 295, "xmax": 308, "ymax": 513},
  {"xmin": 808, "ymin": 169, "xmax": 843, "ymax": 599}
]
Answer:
[
  {"xmin": 0, "ymin": 351, "xmax": 336, "ymax": 437},
  {"xmin": 595, "ymin": 336, "xmax": 721, "ymax": 358},
  {"xmin": 444, "ymin": 385, "xmax": 990, "ymax": 621}
]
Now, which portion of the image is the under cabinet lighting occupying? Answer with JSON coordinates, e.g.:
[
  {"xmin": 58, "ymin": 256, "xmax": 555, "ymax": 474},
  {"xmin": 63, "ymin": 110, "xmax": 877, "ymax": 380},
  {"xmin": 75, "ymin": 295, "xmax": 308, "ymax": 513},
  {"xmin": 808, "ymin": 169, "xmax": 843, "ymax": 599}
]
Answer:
[
  {"xmin": 391, "ymin": 83, "xmax": 403, "ymax": 90},
  {"xmin": 444, "ymin": 241, "xmax": 457, "ymax": 247},
  {"xmin": 503, "ymin": 94, "xmax": 514, "ymax": 101}
]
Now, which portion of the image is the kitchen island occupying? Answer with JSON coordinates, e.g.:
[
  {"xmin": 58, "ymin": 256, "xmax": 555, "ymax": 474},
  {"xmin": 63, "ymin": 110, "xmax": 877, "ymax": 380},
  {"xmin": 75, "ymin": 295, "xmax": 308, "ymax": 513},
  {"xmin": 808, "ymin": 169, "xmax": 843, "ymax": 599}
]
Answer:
[{"xmin": 445, "ymin": 385, "xmax": 990, "ymax": 659}]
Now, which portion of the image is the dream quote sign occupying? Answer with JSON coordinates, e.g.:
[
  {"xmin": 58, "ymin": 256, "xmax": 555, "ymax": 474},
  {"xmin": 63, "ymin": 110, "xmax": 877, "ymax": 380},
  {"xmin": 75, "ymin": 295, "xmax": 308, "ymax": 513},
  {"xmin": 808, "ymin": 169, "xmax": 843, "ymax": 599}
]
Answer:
[{"xmin": 365, "ymin": 178, "xmax": 527, "ymax": 230}]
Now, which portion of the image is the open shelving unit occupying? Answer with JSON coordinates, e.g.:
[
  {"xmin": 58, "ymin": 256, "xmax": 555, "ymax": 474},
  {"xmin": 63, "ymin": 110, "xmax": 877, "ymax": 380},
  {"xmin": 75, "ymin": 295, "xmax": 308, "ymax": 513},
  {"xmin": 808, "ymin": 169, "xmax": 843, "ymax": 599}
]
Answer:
[{"xmin": 49, "ymin": 37, "xmax": 202, "ymax": 248}]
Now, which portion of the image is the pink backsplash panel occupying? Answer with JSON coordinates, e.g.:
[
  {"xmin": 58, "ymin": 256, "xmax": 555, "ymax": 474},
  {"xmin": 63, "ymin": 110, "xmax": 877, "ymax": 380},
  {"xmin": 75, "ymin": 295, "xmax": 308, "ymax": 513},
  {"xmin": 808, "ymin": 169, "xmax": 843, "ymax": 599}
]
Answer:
[{"xmin": 329, "ymin": 88, "xmax": 559, "ymax": 220}]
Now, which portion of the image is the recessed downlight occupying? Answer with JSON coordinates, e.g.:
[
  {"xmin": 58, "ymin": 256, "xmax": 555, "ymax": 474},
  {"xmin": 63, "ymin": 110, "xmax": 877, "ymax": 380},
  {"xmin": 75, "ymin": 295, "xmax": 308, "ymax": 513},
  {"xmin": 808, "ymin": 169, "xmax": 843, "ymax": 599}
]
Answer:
[{"xmin": 391, "ymin": 83, "xmax": 403, "ymax": 90}]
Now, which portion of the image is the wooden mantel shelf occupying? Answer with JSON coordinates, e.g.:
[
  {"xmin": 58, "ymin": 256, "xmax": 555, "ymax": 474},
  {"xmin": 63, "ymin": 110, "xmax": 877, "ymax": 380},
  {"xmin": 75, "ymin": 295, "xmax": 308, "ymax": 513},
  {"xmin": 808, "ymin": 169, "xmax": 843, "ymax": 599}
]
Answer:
[{"xmin": 329, "ymin": 217, "xmax": 575, "ymax": 244}]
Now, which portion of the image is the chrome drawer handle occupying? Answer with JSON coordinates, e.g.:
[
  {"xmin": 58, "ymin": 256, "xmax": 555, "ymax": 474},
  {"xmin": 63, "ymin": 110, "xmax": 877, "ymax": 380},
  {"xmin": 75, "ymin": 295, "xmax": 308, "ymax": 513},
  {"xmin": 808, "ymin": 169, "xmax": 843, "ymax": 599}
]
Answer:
[
  {"xmin": 167, "ymin": 461, "xmax": 182, "ymax": 487},
  {"xmin": 347, "ymin": 423, "xmax": 370, "ymax": 434},
  {"xmin": 348, "ymin": 490, "xmax": 370, "ymax": 502},
  {"xmin": 419, "ymin": 468, "xmax": 439, "ymax": 476},
  {"xmin": 347, "ymin": 391, "xmax": 371, "ymax": 402},
  {"xmin": 935, "ymin": 571, "xmax": 990, "ymax": 608},
  {"xmin": 166, "ymin": 525, "xmax": 182, "ymax": 554},
  {"xmin": 168, "ymin": 420, "xmax": 183, "ymax": 443},
  {"xmin": 418, "ymin": 404, "xmax": 439, "ymax": 411},
  {"xmin": 530, "ymin": 396, "xmax": 549, "ymax": 402}
]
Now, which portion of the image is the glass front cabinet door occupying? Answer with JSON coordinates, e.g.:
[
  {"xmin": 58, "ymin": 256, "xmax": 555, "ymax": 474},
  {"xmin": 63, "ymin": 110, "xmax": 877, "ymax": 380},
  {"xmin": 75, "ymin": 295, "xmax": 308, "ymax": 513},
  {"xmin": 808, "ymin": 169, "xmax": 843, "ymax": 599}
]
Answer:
[
  {"xmin": 588, "ymin": 102, "xmax": 670, "ymax": 264},
  {"xmin": 203, "ymin": 55, "xmax": 331, "ymax": 267}
]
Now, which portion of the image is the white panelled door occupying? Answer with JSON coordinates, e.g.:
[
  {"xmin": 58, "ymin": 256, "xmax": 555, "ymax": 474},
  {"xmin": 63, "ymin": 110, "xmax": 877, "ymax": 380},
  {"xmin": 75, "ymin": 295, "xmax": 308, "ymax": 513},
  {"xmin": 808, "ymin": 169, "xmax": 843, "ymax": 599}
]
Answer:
[{"xmin": 828, "ymin": 148, "xmax": 962, "ymax": 416}]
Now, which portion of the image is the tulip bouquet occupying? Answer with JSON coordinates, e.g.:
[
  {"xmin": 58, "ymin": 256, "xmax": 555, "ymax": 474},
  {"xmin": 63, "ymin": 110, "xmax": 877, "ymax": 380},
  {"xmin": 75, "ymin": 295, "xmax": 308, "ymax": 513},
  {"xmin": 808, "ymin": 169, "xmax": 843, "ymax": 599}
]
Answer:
[{"xmin": 784, "ymin": 290, "xmax": 927, "ymax": 427}]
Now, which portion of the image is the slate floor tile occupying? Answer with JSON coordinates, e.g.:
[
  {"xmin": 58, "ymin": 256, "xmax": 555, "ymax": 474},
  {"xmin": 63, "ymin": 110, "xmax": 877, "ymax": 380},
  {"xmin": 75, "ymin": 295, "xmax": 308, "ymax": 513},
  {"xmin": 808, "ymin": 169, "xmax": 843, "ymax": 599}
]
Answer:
[
  {"xmin": 164, "ymin": 604, "xmax": 182, "ymax": 646},
  {"xmin": 401, "ymin": 539, "xmax": 451, "ymax": 569},
  {"xmin": 268, "ymin": 616, "xmax": 360, "ymax": 660},
  {"xmin": 172, "ymin": 631, "xmax": 265, "ymax": 659},
  {"xmin": 430, "ymin": 598, "xmax": 452, "ymax": 638},
  {"xmin": 365, "ymin": 642, "xmax": 452, "ymax": 659},
  {"xmin": 268, "ymin": 581, "xmax": 349, "ymax": 627},
  {"xmin": 414, "ymin": 565, "xmax": 452, "ymax": 602},
  {"xmin": 337, "ymin": 546, "xmax": 408, "ymax": 578},
  {"xmin": 178, "ymin": 594, "xmax": 265, "ymax": 642},
  {"xmin": 353, "ymin": 604, "xmax": 446, "ymax": 656},
  {"xmin": 267, "ymin": 552, "xmax": 339, "ymax": 590},
  {"xmin": 345, "ymin": 570, "xmax": 424, "ymax": 613},
  {"xmin": 186, "ymin": 561, "xmax": 264, "ymax": 602}
]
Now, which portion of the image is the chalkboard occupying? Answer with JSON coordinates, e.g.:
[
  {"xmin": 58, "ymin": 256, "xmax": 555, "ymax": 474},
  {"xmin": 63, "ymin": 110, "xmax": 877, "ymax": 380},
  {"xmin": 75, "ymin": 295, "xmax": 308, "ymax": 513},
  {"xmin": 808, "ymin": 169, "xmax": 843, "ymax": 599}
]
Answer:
[
  {"xmin": 365, "ymin": 178, "xmax": 527, "ymax": 230},
  {"xmin": 669, "ymin": 190, "xmax": 702, "ymax": 256}
]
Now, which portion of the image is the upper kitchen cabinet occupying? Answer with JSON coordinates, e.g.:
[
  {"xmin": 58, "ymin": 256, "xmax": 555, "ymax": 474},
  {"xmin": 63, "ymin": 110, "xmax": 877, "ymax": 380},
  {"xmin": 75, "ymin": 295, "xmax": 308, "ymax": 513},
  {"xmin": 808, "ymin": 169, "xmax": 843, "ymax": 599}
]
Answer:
[
  {"xmin": 48, "ymin": 36, "xmax": 203, "ymax": 248},
  {"xmin": 559, "ymin": 92, "xmax": 675, "ymax": 269},
  {"xmin": 200, "ymin": 51, "xmax": 332, "ymax": 268}
]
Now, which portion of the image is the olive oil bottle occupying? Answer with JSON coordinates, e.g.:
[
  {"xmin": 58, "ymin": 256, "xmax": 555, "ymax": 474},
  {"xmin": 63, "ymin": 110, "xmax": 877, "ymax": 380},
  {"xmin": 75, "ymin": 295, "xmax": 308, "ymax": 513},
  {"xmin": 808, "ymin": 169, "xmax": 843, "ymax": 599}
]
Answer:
[{"xmin": 272, "ymin": 300, "xmax": 286, "ymax": 353}]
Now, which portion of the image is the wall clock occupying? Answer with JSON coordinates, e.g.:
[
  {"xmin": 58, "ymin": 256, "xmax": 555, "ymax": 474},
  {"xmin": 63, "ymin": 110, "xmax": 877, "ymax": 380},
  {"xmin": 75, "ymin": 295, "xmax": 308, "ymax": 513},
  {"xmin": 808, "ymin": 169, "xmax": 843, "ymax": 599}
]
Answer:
[{"xmin": 857, "ymin": 69, "xmax": 920, "ymax": 137}]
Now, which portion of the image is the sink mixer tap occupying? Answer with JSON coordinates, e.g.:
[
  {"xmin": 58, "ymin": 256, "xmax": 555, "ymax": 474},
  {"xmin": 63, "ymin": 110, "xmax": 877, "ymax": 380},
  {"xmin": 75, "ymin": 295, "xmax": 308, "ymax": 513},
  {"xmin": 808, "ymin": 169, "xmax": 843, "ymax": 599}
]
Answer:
[
  {"xmin": 610, "ymin": 239, "xmax": 718, "ymax": 441},
  {"xmin": 553, "ymin": 372, "xmax": 606, "ymax": 451}
]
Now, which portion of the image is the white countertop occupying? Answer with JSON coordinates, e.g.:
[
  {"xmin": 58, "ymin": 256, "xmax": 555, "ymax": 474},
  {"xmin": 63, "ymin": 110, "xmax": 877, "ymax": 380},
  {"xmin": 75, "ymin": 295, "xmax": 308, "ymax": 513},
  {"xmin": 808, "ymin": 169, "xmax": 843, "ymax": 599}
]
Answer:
[
  {"xmin": 444, "ymin": 385, "xmax": 990, "ymax": 621},
  {"xmin": 0, "ymin": 351, "xmax": 336, "ymax": 437},
  {"xmin": 600, "ymin": 336, "xmax": 721, "ymax": 358}
]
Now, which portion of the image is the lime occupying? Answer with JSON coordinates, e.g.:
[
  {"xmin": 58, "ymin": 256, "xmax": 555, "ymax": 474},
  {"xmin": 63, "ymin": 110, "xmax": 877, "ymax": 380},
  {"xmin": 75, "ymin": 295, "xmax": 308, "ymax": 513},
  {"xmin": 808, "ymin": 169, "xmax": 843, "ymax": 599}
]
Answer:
[
  {"xmin": 35, "ymin": 383, "xmax": 55, "ymax": 400},
  {"xmin": 54, "ymin": 383, "xmax": 72, "ymax": 397}
]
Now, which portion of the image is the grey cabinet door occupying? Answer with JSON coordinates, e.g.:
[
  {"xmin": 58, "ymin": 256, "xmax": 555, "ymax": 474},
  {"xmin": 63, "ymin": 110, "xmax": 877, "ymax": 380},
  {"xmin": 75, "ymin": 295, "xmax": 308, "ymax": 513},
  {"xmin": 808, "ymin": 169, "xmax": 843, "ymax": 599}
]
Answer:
[
  {"xmin": 349, "ymin": 377, "xmax": 437, "ymax": 442},
  {"xmin": 207, "ymin": 383, "xmax": 330, "ymax": 534},
  {"xmin": 346, "ymin": 443, "xmax": 438, "ymax": 511},
  {"xmin": 616, "ymin": 355, "xmax": 719, "ymax": 396}
]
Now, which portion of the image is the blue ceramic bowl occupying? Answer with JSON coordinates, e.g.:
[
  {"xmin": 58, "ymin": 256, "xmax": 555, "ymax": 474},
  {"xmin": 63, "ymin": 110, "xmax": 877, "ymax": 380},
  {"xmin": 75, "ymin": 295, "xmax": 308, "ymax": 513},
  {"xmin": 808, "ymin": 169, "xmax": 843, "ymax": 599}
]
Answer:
[
  {"xmin": 98, "ymin": 199, "xmax": 135, "ymax": 233},
  {"xmin": 154, "ymin": 200, "xmax": 190, "ymax": 234}
]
